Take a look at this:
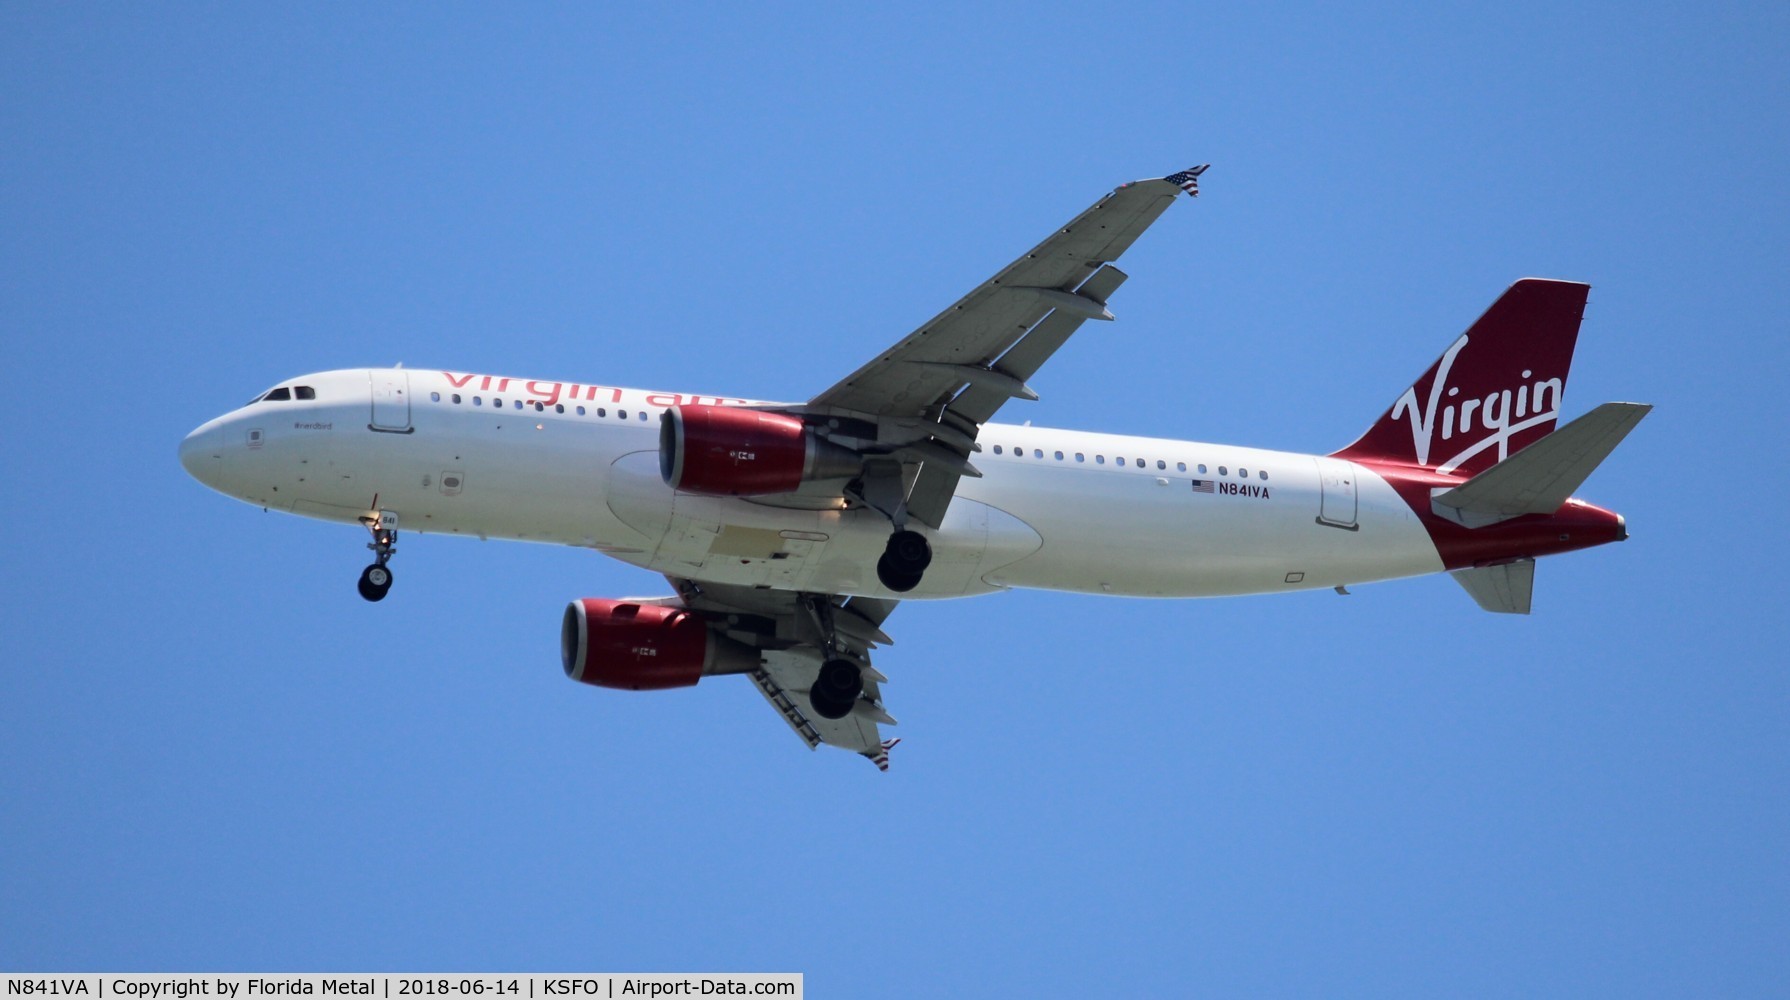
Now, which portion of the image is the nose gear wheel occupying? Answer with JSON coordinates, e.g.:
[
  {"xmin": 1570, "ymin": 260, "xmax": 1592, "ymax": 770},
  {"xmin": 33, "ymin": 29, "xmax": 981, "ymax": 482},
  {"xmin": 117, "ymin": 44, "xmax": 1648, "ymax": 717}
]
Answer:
[{"xmin": 356, "ymin": 503, "xmax": 398, "ymax": 602}]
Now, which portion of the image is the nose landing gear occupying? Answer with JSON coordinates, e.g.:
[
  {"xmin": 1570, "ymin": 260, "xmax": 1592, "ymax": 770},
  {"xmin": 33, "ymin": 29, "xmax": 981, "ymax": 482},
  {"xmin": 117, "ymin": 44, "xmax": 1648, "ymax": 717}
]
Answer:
[{"xmin": 356, "ymin": 508, "xmax": 397, "ymax": 602}]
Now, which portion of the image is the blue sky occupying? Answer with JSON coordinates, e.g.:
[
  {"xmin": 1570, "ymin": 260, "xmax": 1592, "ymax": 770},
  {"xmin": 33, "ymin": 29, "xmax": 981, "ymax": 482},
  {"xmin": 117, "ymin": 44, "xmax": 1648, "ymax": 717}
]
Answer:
[{"xmin": 3, "ymin": 3, "xmax": 1786, "ymax": 993}]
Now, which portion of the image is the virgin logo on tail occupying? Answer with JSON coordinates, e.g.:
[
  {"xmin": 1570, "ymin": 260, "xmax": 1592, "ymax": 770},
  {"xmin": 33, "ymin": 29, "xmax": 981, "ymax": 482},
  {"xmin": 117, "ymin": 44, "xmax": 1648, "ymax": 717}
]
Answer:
[
  {"xmin": 1390, "ymin": 334, "xmax": 1564, "ymax": 473},
  {"xmin": 1335, "ymin": 279, "xmax": 1586, "ymax": 478}
]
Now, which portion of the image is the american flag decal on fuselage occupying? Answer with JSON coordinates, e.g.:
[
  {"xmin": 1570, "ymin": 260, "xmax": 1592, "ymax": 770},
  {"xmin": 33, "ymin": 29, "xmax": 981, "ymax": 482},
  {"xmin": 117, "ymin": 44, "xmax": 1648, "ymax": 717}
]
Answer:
[
  {"xmin": 1191, "ymin": 479, "xmax": 1215, "ymax": 494},
  {"xmin": 1165, "ymin": 164, "xmax": 1209, "ymax": 196}
]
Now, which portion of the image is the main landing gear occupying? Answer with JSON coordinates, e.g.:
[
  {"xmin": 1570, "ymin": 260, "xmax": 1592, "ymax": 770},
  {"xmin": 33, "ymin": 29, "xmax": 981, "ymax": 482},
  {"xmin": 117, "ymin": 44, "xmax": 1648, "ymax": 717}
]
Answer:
[
  {"xmin": 851, "ymin": 461, "xmax": 934, "ymax": 594},
  {"xmin": 809, "ymin": 657, "xmax": 863, "ymax": 720},
  {"xmin": 356, "ymin": 509, "xmax": 397, "ymax": 602},
  {"xmin": 876, "ymin": 529, "xmax": 932, "ymax": 593},
  {"xmin": 804, "ymin": 596, "xmax": 863, "ymax": 720}
]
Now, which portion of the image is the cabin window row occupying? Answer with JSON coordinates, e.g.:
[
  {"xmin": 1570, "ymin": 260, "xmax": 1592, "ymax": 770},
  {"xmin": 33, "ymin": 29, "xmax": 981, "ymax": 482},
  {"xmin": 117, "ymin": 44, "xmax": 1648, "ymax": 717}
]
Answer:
[
  {"xmin": 429, "ymin": 391, "xmax": 651, "ymax": 421},
  {"xmin": 419, "ymin": 392, "xmax": 1267, "ymax": 480},
  {"xmin": 987, "ymin": 444, "xmax": 1271, "ymax": 481}
]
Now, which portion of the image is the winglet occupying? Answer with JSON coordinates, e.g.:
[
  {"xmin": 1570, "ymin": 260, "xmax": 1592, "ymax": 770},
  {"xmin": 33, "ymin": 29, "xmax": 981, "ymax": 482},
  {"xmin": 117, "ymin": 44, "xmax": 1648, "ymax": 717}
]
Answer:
[
  {"xmin": 865, "ymin": 738, "xmax": 902, "ymax": 772},
  {"xmin": 1164, "ymin": 164, "xmax": 1210, "ymax": 197}
]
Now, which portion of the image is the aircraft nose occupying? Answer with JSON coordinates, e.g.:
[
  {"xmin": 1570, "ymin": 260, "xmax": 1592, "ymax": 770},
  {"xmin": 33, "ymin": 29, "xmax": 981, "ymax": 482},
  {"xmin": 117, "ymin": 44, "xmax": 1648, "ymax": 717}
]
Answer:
[{"xmin": 179, "ymin": 422, "xmax": 224, "ymax": 488}]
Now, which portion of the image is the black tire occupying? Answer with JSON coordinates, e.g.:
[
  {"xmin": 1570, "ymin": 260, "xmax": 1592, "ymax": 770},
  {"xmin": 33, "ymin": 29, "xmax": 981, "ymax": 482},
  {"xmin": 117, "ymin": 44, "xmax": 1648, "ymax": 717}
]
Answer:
[
  {"xmin": 357, "ymin": 564, "xmax": 392, "ymax": 602},
  {"xmin": 876, "ymin": 553, "xmax": 924, "ymax": 593},
  {"xmin": 884, "ymin": 530, "xmax": 932, "ymax": 574},
  {"xmin": 809, "ymin": 658, "xmax": 862, "ymax": 719}
]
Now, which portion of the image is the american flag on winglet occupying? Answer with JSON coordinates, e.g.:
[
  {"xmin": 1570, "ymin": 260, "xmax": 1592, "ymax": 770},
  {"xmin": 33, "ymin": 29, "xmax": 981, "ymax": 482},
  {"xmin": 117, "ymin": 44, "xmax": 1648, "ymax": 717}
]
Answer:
[
  {"xmin": 1191, "ymin": 479, "xmax": 1215, "ymax": 493},
  {"xmin": 868, "ymin": 738, "xmax": 902, "ymax": 772},
  {"xmin": 1165, "ymin": 164, "xmax": 1209, "ymax": 196}
]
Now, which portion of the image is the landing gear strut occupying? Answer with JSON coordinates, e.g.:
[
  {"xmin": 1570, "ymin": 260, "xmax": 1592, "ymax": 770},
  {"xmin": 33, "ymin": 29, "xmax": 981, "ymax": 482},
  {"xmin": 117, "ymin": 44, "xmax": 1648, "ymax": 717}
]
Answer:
[
  {"xmin": 356, "ymin": 509, "xmax": 397, "ymax": 602},
  {"xmin": 804, "ymin": 596, "xmax": 863, "ymax": 720}
]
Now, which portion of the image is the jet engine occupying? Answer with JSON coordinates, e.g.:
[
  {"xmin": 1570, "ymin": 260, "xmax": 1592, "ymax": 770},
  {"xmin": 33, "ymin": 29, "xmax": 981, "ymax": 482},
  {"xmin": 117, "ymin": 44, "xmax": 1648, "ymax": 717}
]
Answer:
[
  {"xmin": 659, "ymin": 404, "xmax": 861, "ymax": 496},
  {"xmin": 561, "ymin": 598, "xmax": 757, "ymax": 691}
]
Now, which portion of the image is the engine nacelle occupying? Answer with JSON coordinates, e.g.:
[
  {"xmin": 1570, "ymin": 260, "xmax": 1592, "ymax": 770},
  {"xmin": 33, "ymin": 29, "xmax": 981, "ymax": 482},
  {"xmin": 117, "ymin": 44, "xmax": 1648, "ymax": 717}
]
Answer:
[
  {"xmin": 659, "ymin": 404, "xmax": 860, "ymax": 496},
  {"xmin": 561, "ymin": 598, "xmax": 757, "ymax": 691}
]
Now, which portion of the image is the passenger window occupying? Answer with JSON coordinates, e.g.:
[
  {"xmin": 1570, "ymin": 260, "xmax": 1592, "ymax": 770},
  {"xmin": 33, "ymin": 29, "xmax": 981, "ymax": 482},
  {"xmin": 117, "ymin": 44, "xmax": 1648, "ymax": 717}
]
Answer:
[
  {"xmin": 474, "ymin": 396, "xmax": 483, "ymax": 406},
  {"xmin": 1136, "ymin": 458, "xmax": 1145, "ymax": 468},
  {"xmin": 264, "ymin": 387, "xmax": 291, "ymax": 402},
  {"xmin": 1096, "ymin": 456, "xmax": 1105, "ymax": 464},
  {"xmin": 555, "ymin": 404, "xmax": 565, "ymax": 413},
  {"xmin": 452, "ymin": 394, "xmax": 462, "ymax": 404},
  {"xmin": 295, "ymin": 386, "xmax": 316, "ymax": 400},
  {"xmin": 1157, "ymin": 460, "xmax": 1166, "ymax": 470},
  {"xmin": 430, "ymin": 391, "xmax": 441, "ymax": 402},
  {"xmin": 514, "ymin": 400, "xmax": 523, "ymax": 410},
  {"xmin": 534, "ymin": 402, "xmax": 544, "ymax": 412},
  {"xmin": 1198, "ymin": 464, "xmax": 1207, "ymax": 474},
  {"xmin": 619, "ymin": 410, "xmax": 628, "ymax": 420},
  {"xmin": 1239, "ymin": 467, "xmax": 1248, "ymax": 477},
  {"xmin": 993, "ymin": 446, "xmax": 1003, "ymax": 455},
  {"xmin": 1177, "ymin": 462, "xmax": 1186, "ymax": 472},
  {"xmin": 1034, "ymin": 449, "xmax": 1043, "ymax": 459},
  {"xmin": 640, "ymin": 412, "xmax": 648, "ymax": 421},
  {"xmin": 1260, "ymin": 470, "xmax": 1269, "ymax": 481},
  {"xmin": 597, "ymin": 408, "xmax": 607, "ymax": 417},
  {"xmin": 1075, "ymin": 453, "xmax": 1085, "ymax": 462},
  {"xmin": 1054, "ymin": 451, "xmax": 1064, "ymax": 460},
  {"xmin": 577, "ymin": 406, "xmax": 587, "ymax": 416},
  {"xmin": 1219, "ymin": 466, "xmax": 1228, "ymax": 476},
  {"xmin": 1116, "ymin": 457, "xmax": 1125, "ymax": 467},
  {"xmin": 494, "ymin": 398, "xmax": 503, "ymax": 407}
]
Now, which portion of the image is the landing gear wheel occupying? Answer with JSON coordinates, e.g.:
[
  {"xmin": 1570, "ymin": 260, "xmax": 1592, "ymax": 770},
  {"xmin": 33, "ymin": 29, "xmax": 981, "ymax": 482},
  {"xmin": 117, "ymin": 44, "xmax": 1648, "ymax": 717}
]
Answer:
[
  {"xmin": 357, "ymin": 506, "xmax": 399, "ymax": 603},
  {"xmin": 876, "ymin": 557, "xmax": 923, "ymax": 593},
  {"xmin": 808, "ymin": 657, "xmax": 863, "ymax": 720},
  {"xmin": 357, "ymin": 564, "xmax": 392, "ymax": 602},
  {"xmin": 876, "ymin": 529, "xmax": 932, "ymax": 593}
]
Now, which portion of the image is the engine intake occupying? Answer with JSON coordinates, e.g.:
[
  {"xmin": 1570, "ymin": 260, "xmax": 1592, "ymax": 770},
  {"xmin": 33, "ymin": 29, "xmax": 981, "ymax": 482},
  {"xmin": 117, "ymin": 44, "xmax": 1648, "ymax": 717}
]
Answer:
[
  {"xmin": 561, "ymin": 598, "xmax": 756, "ymax": 691},
  {"xmin": 660, "ymin": 404, "xmax": 860, "ymax": 496}
]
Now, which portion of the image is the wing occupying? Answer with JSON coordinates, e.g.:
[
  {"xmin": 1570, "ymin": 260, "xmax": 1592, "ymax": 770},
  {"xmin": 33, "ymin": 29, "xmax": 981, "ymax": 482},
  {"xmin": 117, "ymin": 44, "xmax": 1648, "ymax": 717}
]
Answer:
[
  {"xmin": 667, "ymin": 576, "xmax": 904, "ymax": 770},
  {"xmin": 642, "ymin": 169, "xmax": 1206, "ymax": 768},
  {"xmin": 807, "ymin": 166, "xmax": 1205, "ymax": 527}
]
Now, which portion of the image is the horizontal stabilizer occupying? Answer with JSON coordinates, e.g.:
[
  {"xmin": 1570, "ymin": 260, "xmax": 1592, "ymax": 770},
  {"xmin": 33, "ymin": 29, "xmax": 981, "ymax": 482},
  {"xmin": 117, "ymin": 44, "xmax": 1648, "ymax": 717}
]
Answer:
[
  {"xmin": 1452, "ymin": 559, "xmax": 1535, "ymax": 614},
  {"xmin": 1432, "ymin": 402, "xmax": 1652, "ymax": 528}
]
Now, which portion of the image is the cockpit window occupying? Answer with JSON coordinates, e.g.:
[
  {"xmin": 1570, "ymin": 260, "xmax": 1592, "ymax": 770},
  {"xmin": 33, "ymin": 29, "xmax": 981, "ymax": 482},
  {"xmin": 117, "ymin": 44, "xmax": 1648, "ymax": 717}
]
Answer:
[
  {"xmin": 261, "ymin": 387, "xmax": 292, "ymax": 402},
  {"xmin": 295, "ymin": 386, "xmax": 316, "ymax": 400}
]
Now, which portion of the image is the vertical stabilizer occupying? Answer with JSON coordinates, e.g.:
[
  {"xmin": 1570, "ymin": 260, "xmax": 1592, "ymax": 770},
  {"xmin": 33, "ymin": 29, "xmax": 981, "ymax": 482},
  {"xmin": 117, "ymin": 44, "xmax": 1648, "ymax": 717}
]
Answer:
[{"xmin": 1334, "ymin": 279, "xmax": 1589, "ymax": 476}]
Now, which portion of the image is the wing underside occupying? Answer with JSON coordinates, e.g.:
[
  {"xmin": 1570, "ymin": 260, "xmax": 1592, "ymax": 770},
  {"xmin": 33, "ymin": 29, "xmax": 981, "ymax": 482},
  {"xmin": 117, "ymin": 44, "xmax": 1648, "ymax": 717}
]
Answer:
[
  {"xmin": 631, "ymin": 169, "xmax": 1206, "ymax": 769},
  {"xmin": 805, "ymin": 167, "xmax": 1205, "ymax": 528},
  {"xmin": 668, "ymin": 576, "xmax": 902, "ymax": 768}
]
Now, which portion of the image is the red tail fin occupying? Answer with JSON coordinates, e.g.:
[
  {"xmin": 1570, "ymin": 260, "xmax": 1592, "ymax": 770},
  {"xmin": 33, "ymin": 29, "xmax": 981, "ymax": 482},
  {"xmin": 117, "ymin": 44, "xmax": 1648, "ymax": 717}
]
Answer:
[{"xmin": 1333, "ymin": 278, "xmax": 1589, "ymax": 477}]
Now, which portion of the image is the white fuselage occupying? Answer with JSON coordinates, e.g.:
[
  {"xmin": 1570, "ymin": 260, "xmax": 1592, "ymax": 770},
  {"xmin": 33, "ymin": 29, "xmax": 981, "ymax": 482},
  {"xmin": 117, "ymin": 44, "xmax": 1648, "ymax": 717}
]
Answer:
[{"xmin": 180, "ymin": 368, "xmax": 1444, "ymax": 600}]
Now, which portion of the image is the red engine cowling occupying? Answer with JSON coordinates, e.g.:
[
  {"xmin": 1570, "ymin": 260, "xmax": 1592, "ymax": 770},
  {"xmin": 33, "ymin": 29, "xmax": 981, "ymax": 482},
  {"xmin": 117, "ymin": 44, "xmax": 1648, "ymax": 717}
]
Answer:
[
  {"xmin": 561, "ymin": 599, "xmax": 755, "ymax": 691},
  {"xmin": 659, "ymin": 404, "xmax": 860, "ymax": 496}
]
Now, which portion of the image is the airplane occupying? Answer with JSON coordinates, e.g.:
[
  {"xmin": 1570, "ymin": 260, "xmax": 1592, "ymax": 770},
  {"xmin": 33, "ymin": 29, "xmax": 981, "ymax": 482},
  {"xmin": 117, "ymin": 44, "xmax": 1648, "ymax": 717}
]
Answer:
[{"xmin": 178, "ymin": 166, "xmax": 1651, "ymax": 770}]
